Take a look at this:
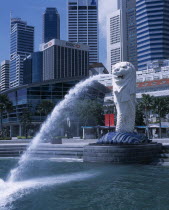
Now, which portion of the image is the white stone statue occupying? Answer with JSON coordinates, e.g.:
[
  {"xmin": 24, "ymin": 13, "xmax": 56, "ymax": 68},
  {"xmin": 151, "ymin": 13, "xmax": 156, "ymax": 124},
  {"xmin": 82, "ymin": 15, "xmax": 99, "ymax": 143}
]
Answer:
[{"xmin": 112, "ymin": 62, "xmax": 136, "ymax": 133}]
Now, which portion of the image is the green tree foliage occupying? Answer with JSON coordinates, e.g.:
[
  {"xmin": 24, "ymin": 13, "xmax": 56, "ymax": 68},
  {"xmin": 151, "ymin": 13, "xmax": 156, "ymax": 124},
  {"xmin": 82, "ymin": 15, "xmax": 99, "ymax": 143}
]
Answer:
[
  {"xmin": 151, "ymin": 97, "xmax": 169, "ymax": 138},
  {"xmin": 63, "ymin": 99, "xmax": 104, "ymax": 126},
  {"xmin": 19, "ymin": 108, "xmax": 32, "ymax": 138},
  {"xmin": 76, "ymin": 99, "xmax": 104, "ymax": 126},
  {"xmin": 36, "ymin": 100, "xmax": 55, "ymax": 116},
  {"xmin": 135, "ymin": 104, "xmax": 145, "ymax": 126},
  {"xmin": 0, "ymin": 94, "xmax": 13, "ymax": 136},
  {"xmin": 138, "ymin": 94, "xmax": 154, "ymax": 138}
]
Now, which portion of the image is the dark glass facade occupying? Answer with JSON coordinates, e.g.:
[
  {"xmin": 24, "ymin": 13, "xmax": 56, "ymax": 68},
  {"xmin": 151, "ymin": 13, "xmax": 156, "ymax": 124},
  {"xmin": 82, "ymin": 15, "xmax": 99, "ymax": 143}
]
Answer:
[
  {"xmin": 23, "ymin": 52, "xmax": 43, "ymax": 85},
  {"xmin": 43, "ymin": 8, "xmax": 60, "ymax": 43},
  {"xmin": 23, "ymin": 55, "xmax": 32, "ymax": 84},
  {"xmin": 136, "ymin": 0, "xmax": 169, "ymax": 70},
  {"xmin": 32, "ymin": 52, "xmax": 43, "ymax": 83}
]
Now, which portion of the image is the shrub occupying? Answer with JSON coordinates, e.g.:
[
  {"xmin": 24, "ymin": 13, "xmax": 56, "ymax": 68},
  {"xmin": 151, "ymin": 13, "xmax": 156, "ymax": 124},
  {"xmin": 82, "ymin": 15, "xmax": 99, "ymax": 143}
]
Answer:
[
  {"xmin": 17, "ymin": 136, "xmax": 26, "ymax": 139},
  {"xmin": 0, "ymin": 137, "xmax": 11, "ymax": 140}
]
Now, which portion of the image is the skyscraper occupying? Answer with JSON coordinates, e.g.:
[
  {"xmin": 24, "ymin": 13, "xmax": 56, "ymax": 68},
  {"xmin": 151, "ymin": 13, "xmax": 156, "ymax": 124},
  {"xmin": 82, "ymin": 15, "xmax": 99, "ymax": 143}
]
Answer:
[
  {"xmin": 0, "ymin": 60, "xmax": 9, "ymax": 91},
  {"xmin": 10, "ymin": 18, "xmax": 34, "ymax": 88},
  {"xmin": 107, "ymin": 0, "xmax": 137, "ymax": 72},
  {"xmin": 43, "ymin": 8, "xmax": 60, "ymax": 43},
  {"xmin": 136, "ymin": 0, "xmax": 169, "ymax": 71},
  {"xmin": 68, "ymin": 0, "xmax": 99, "ymax": 64}
]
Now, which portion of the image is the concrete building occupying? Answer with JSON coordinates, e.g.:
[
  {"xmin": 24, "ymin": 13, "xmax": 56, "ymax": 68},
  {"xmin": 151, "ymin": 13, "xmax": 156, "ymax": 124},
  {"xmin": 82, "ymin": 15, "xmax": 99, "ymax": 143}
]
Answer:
[
  {"xmin": 0, "ymin": 60, "xmax": 10, "ymax": 91},
  {"xmin": 43, "ymin": 8, "xmax": 60, "ymax": 43},
  {"xmin": 68, "ymin": 0, "xmax": 99, "ymax": 64},
  {"xmin": 41, "ymin": 39, "xmax": 89, "ymax": 81},
  {"xmin": 10, "ymin": 18, "xmax": 34, "ymax": 88},
  {"xmin": 107, "ymin": 0, "xmax": 137, "ymax": 72},
  {"xmin": 136, "ymin": 0, "xmax": 169, "ymax": 71}
]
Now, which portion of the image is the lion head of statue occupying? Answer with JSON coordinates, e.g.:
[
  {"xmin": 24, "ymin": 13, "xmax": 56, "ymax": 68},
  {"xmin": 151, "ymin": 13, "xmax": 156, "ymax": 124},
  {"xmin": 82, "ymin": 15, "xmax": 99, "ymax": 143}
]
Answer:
[{"xmin": 112, "ymin": 62, "xmax": 136, "ymax": 102}]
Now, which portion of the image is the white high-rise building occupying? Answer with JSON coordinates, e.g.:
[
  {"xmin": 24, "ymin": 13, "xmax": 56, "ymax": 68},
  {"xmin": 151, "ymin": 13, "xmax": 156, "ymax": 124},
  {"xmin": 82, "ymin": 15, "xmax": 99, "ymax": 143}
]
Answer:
[
  {"xmin": 68, "ymin": 0, "xmax": 99, "ymax": 64},
  {"xmin": 107, "ymin": 0, "xmax": 137, "ymax": 73},
  {"xmin": 0, "ymin": 60, "xmax": 10, "ymax": 91},
  {"xmin": 10, "ymin": 18, "xmax": 34, "ymax": 88}
]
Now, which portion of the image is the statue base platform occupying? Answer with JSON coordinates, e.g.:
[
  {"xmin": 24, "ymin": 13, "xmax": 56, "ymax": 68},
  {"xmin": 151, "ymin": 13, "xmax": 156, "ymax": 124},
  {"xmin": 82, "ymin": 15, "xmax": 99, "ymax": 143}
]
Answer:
[
  {"xmin": 83, "ymin": 143, "xmax": 162, "ymax": 164},
  {"xmin": 97, "ymin": 132, "xmax": 151, "ymax": 144}
]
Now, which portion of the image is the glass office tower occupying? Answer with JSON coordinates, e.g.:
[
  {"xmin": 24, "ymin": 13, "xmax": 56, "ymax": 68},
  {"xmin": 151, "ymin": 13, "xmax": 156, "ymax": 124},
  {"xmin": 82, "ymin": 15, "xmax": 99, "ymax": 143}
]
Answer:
[
  {"xmin": 43, "ymin": 8, "xmax": 60, "ymax": 43},
  {"xmin": 10, "ymin": 18, "xmax": 34, "ymax": 87},
  {"xmin": 68, "ymin": 0, "xmax": 99, "ymax": 64},
  {"xmin": 136, "ymin": 0, "xmax": 169, "ymax": 70}
]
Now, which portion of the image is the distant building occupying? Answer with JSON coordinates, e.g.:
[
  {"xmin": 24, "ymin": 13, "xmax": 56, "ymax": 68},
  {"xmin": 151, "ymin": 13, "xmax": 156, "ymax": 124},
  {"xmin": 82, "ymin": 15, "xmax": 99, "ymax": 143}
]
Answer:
[
  {"xmin": 23, "ymin": 52, "xmax": 43, "ymax": 85},
  {"xmin": 68, "ymin": 0, "xmax": 99, "ymax": 64},
  {"xmin": 89, "ymin": 63, "xmax": 109, "ymax": 76},
  {"xmin": 43, "ymin": 8, "xmax": 60, "ymax": 43},
  {"xmin": 41, "ymin": 39, "xmax": 89, "ymax": 81},
  {"xmin": 0, "ymin": 60, "xmax": 10, "ymax": 91},
  {"xmin": 136, "ymin": 60, "xmax": 169, "ymax": 83},
  {"xmin": 136, "ymin": 0, "xmax": 169, "ymax": 71},
  {"xmin": 10, "ymin": 18, "xmax": 34, "ymax": 88},
  {"xmin": 107, "ymin": 0, "xmax": 137, "ymax": 72}
]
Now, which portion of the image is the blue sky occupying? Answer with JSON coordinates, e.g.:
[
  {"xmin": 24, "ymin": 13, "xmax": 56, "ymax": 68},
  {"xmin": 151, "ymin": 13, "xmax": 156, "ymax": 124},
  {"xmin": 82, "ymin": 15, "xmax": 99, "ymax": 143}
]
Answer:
[{"xmin": 0, "ymin": 0, "xmax": 117, "ymax": 68}]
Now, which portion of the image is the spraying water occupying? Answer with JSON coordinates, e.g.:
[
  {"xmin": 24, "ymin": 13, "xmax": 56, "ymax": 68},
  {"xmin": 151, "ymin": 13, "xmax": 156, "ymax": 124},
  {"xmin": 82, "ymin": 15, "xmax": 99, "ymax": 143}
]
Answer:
[{"xmin": 7, "ymin": 74, "xmax": 111, "ymax": 182}]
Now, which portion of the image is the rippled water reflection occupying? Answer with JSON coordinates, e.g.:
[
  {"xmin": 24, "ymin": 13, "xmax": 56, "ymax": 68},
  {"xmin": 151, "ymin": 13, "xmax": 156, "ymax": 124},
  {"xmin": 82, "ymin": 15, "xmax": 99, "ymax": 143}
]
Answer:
[{"xmin": 0, "ymin": 158, "xmax": 169, "ymax": 210}]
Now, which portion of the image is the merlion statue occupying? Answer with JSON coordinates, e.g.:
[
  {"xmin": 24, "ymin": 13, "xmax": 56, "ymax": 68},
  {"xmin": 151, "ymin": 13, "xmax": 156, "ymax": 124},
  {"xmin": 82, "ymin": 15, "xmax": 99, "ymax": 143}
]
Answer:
[
  {"xmin": 112, "ymin": 62, "xmax": 136, "ymax": 133},
  {"xmin": 97, "ymin": 62, "xmax": 150, "ymax": 144}
]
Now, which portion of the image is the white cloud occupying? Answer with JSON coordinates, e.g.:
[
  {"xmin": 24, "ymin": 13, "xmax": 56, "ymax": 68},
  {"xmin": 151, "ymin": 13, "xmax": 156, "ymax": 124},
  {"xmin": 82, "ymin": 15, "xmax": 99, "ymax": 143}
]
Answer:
[{"xmin": 98, "ymin": 0, "xmax": 117, "ymax": 37}]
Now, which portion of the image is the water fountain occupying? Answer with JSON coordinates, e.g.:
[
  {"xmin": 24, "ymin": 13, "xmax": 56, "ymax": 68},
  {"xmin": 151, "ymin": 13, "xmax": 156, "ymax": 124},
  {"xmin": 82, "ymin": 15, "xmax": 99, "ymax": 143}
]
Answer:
[
  {"xmin": 0, "ymin": 74, "xmax": 107, "ymax": 208},
  {"xmin": 7, "ymin": 74, "xmax": 109, "ymax": 182}
]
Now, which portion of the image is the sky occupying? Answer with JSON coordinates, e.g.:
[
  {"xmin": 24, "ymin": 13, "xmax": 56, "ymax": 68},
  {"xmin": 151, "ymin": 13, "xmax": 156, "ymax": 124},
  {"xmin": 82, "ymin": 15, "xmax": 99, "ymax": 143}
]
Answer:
[{"xmin": 0, "ymin": 0, "xmax": 117, "ymax": 68}]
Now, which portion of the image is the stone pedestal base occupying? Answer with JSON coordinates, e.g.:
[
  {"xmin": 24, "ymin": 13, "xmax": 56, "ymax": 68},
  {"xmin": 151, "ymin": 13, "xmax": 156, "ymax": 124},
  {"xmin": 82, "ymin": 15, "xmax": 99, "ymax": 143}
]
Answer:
[
  {"xmin": 51, "ymin": 138, "xmax": 62, "ymax": 144},
  {"xmin": 83, "ymin": 143, "xmax": 162, "ymax": 164}
]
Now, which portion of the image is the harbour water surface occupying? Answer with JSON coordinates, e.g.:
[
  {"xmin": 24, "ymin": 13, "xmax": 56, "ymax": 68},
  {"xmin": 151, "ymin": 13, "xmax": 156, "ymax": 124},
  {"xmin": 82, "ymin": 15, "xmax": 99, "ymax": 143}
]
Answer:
[{"xmin": 0, "ymin": 158, "xmax": 169, "ymax": 210}]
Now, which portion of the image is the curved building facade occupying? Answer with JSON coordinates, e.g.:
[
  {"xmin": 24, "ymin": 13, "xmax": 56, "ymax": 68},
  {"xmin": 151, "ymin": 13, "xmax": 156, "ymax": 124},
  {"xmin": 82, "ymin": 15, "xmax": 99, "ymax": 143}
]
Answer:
[{"xmin": 136, "ymin": 0, "xmax": 169, "ymax": 71}]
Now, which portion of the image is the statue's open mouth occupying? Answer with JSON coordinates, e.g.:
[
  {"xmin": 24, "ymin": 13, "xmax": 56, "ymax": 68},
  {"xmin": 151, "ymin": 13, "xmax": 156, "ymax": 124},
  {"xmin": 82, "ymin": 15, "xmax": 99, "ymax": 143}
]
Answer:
[{"xmin": 118, "ymin": 75, "xmax": 124, "ymax": 79}]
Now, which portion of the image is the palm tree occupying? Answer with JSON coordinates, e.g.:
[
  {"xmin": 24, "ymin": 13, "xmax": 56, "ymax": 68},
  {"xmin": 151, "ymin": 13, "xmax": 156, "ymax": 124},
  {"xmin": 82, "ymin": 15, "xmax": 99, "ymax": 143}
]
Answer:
[
  {"xmin": 152, "ymin": 97, "xmax": 169, "ymax": 138},
  {"xmin": 19, "ymin": 108, "xmax": 32, "ymax": 138},
  {"xmin": 36, "ymin": 100, "xmax": 54, "ymax": 119},
  {"xmin": 139, "ymin": 94, "xmax": 154, "ymax": 138},
  {"xmin": 0, "ymin": 94, "xmax": 13, "ymax": 136},
  {"xmin": 135, "ymin": 104, "xmax": 145, "ymax": 126}
]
